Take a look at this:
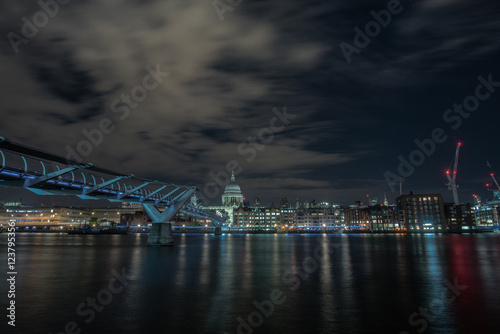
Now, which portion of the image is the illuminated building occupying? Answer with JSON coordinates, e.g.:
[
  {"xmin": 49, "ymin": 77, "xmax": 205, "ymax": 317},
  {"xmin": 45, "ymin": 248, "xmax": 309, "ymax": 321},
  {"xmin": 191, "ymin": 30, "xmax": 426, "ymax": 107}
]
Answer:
[
  {"xmin": 344, "ymin": 205, "xmax": 371, "ymax": 230},
  {"xmin": 369, "ymin": 205, "xmax": 400, "ymax": 231},
  {"xmin": 444, "ymin": 203, "xmax": 475, "ymax": 230},
  {"xmin": 344, "ymin": 204, "xmax": 399, "ymax": 231},
  {"xmin": 296, "ymin": 206, "xmax": 343, "ymax": 229},
  {"xmin": 0, "ymin": 206, "xmax": 133, "ymax": 230},
  {"xmin": 474, "ymin": 198, "xmax": 500, "ymax": 229},
  {"xmin": 221, "ymin": 171, "xmax": 243, "ymax": 206},
  {"xmin": 232, "ymin": 203, "xmax": 296, "ymax": 230},
  {"xmin": 396, "ymin": 192, "xmax": 446, "ymax": 231},
  {"xmin": 203, "ymin": 171, "xmax": 244, "ymax": 225}
]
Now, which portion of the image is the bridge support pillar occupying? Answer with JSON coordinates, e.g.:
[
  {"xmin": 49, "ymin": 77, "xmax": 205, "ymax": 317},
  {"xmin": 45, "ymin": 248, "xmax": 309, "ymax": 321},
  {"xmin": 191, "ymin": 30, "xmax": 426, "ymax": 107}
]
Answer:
[
  {"xmin": 214, "ymin": 226, "xmax": 222, "ymax": 235},
  {"xmin": 142, "ymin": 188, "xmax": 196, "ymax": 247},
  {"xmin": 148, "ymin": 222, "xmax": 173, "ymax": 247}
]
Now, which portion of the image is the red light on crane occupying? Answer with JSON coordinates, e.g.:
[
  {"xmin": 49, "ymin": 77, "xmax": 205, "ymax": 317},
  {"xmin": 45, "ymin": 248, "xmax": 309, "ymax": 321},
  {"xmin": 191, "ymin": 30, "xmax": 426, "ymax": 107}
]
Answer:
[
  {"xmin": 458, "ymin": 142, "xmax": 462, "ymax": 146},
  {"xmin": 446, "ymin": 170, "xmax": 450, "ymax": 175}
]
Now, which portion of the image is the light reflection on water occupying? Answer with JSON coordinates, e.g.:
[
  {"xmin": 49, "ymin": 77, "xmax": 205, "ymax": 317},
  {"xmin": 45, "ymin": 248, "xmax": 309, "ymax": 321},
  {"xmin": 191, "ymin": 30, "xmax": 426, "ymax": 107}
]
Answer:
[{"xmin": 1, "ymin": 233, "xmax": 500, "ymax": 334}]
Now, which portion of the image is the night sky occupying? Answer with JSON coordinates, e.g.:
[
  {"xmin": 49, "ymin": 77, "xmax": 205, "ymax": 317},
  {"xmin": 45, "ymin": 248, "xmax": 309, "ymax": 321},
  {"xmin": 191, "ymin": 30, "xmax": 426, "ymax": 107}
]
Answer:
[{"xmin": 1, "ymin": 0, "xmax": 500, "ymax": 206}]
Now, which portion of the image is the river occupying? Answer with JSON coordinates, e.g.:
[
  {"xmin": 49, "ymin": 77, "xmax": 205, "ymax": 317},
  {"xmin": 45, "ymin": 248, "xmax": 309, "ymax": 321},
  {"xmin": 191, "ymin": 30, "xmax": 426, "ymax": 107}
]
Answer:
[{"xmin": 1, "ymin": 232, "xmax": 499, "ymax": 333}]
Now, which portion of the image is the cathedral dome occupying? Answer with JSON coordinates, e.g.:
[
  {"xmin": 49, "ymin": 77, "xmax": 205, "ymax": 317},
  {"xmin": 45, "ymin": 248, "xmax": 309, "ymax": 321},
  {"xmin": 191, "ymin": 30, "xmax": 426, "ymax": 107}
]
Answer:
[
  {"xmin": 222, "ymin": 171, "xmax": 243, "ymax": 206},
  {"xmin": 224, "ymin": 183, "xmax": 241, "ymax": 193}
]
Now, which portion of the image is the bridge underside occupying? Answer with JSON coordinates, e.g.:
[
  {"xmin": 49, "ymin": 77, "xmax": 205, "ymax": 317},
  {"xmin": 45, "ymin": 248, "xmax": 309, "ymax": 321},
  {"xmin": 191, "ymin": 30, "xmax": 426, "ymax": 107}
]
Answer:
[{"xmin": 0, "ymin": 137, "xmax": 228, "ymax": 247}]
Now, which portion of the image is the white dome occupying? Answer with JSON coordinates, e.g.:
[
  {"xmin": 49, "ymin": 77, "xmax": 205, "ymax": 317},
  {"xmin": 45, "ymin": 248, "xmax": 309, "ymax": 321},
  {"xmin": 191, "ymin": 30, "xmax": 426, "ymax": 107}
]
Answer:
[{"xmin": 224, "ymin": 183, "xmax": 241, "ymax": 193}]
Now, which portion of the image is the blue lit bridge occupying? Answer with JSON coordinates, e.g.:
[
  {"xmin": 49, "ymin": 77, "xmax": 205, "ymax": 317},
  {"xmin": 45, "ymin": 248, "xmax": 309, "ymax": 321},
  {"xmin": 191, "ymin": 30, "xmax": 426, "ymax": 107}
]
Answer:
[{"xmin": 0, "ymin": 137, "xmax": 227, "ymax": 246}]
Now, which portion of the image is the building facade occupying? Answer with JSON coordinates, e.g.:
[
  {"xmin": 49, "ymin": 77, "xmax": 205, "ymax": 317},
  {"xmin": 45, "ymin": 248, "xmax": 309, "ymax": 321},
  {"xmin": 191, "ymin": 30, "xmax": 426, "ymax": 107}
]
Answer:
[
  {"xmin": 221, "ymin": 171, "xmax": 244, "ymax": 206},
  {"xmin": 296, "ymin": 207, "xmax": 343, "ymax": 229},
  {"xmin": 396, "ymin": 193, "xmax": 446, "ymax": 231},
  {"xmin": 444, "ymin": 203, "xmax": 476, "ymax": 230},
  {"xmin": 0, "ymin": 206, "xmax": 132, "ymax": 230}
]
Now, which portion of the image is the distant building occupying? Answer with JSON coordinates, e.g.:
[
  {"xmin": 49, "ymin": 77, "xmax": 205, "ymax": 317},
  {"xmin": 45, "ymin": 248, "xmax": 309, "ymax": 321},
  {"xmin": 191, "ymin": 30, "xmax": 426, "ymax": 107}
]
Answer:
[
  {"xmin": 280, "ymin": 198, "xmax": 289, "ymax": 208},
  {"xmin": 0, "ymin": 207, "xmax": 131, "ymax": 230},
  {"xmin": 121, "ymin": 202, "xmax": 143, "ymax": 210},
  {"xmin": 344, "ymin": 205, "xmax": 370, "ymax": 230},
  {"xmin": 474, "ymin": 197, "xmax": 500, "ymax": 229},
  {"xmin": 296, "ymin": 206, "xmax": 343, "ymax": 229},
  {"xmin": 396, "ymin": 192, "xmax": 446, "ymax": 231},
  {"xmin": 444, "ymin": 203, "xmax": 475, "ymax": 231},
  {"xmin": 203, "ymin": 171, "xmax": 244, "ymax": 225},
  {"xmin": 336, "ymin": 201, "xmax": 411, "ymax": 232},
  {"xmin": 4, "ymin": 201, "xmax": 22, "ymax": 207},
  {"xmin": 369, "ymin": 205, "xmax": 400, "ymax": 231},
  {"xmin": 232, "ymin": 203, "xmax": 294, "ymax": 230},
  {"xmin": 221, "ymin": 171, "xmax": 244, "ymax": 206},
  {"xmin": 121, "ymin": 211, "xmax": 151, "ymax": 227},
  {"xmin": 253, "ymin": 197, "xmax": 261, "ymax": 207}
]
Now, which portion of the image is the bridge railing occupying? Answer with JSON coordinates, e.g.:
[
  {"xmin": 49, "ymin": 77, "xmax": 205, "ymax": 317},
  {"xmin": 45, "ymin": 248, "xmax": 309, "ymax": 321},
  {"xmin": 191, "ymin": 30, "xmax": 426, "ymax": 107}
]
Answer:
[{"xmin": 0, "ymin": 137, "xmax": 195, "ymax": 205}]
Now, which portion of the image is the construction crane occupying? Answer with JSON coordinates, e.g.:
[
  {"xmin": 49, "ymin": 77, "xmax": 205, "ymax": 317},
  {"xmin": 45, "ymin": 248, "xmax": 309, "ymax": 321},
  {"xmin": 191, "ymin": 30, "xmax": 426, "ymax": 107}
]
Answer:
[
  {"xmin": 446, "ymin": 142, "xmax": 461, "ymax": 205},
  {"xmin": 490, "ymin": 173, "xmax": 500, "ymax": 191},
  {"xmin": 486, "ymin": 161, "xmax": 500, "ymax": 199}
]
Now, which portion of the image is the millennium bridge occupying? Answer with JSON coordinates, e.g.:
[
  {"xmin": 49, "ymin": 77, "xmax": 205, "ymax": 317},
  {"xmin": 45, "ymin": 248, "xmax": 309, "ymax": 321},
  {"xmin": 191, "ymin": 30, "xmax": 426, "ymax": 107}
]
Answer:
[{"xmin": 0, "ymin": 137, "xmax": 227, "ymax": 246}]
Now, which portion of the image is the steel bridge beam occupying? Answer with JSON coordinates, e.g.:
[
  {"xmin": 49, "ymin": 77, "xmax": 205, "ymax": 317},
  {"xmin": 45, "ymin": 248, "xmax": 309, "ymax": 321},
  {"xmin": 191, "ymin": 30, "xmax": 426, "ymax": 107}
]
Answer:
[
  {"xmin": 157, "ymin": 187, "xmax": 180, "ymax": 204},
  {"xmin": 141, "ymin": 185, "xmax": 167, "ymax": 202},
  {"xmin": 82, "ymin": 175, "xmax": 132, "ymax": 196},
  {"xmin": 24, "ymin": 164, "xmax": 91, "ymax": 188},
  {"xmin": 117, "ymin": 181, "xmax": 151, "ymax": 200}
]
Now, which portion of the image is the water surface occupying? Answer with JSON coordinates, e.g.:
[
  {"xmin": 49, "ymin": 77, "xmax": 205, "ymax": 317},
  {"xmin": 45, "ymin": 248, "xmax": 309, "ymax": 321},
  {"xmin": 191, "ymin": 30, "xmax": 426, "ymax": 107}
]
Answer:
[{"xmin": 1, "ymin": 233, "xmax": 499, "ymax": 333}]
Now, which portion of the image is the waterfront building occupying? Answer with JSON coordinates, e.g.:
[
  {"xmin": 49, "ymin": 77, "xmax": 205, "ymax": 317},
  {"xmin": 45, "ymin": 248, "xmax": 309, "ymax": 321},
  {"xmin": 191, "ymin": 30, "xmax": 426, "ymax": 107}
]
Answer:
[
  {"xmin": 296, "ymin": 206, "xmax": 343, "ymax": 229},
  {"xmin": 444, "ymin": 203, "xmax": 476, "ymax": 230},
  {"xmin": 396, "ymin": 192, "xmax": 446, "ymax": 230},
  {"xmin": 344, "ymin": 205, "xmax": 399, "ymax": 231},
  {"xmin": 344, "ymin": 205, "xmax": 370, "ymax": 230},
  {"xmin": 232, "ymin": 203, "xmax": 283, "ymax": 230},
  {"xmin": 0, "ymin": 206, "xmax": 130, "ymax": 230},
  {"xmin": 369, "ymin": 205, "xmax": 400, "ymax": 231},
  {"xmin": 474, "ymin": 197, "xmax": 500, "ymax": 229}
]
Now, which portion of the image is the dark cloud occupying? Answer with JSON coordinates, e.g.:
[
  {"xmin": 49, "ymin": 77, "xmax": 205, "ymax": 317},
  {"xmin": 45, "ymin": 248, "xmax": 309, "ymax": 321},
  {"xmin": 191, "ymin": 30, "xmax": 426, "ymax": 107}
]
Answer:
[{"xmin": 0, "ymin": 0, "xmax": 499, "ymax": 206}]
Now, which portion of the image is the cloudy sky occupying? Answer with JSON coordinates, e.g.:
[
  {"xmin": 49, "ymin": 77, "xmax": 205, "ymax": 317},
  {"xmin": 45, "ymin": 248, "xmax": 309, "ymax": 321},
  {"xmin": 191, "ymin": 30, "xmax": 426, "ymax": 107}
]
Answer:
[{"xmin": 0, "ymin": 0, "xmax": 500, "ymax": 206}]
